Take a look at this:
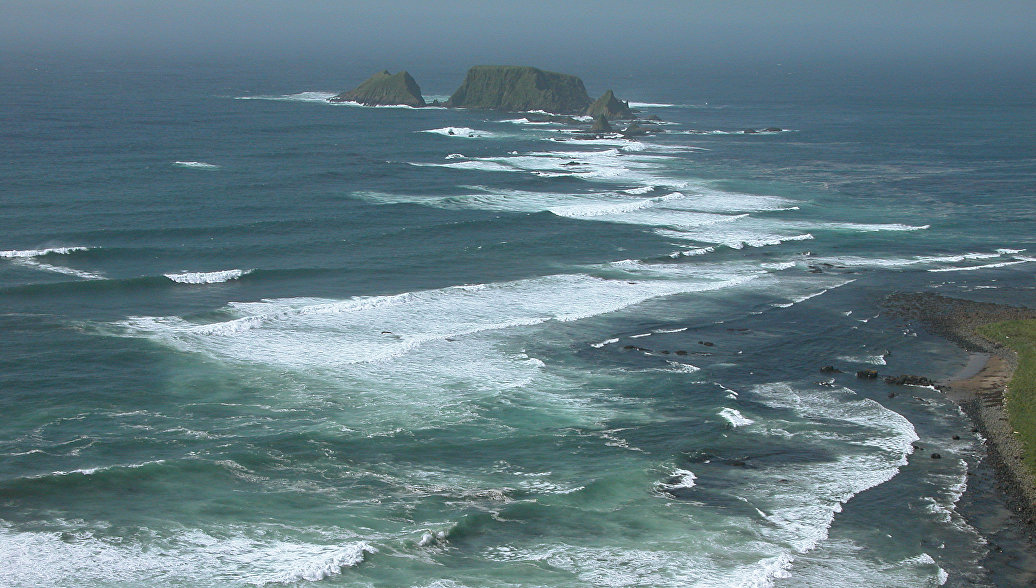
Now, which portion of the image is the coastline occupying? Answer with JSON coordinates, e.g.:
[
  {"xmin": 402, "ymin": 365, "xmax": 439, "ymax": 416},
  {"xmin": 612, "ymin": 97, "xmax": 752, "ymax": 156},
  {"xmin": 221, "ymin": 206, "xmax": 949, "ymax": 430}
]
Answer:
[{"xmin": 887, "ymin": 293, "xmax": 1036, "ymax": 583}]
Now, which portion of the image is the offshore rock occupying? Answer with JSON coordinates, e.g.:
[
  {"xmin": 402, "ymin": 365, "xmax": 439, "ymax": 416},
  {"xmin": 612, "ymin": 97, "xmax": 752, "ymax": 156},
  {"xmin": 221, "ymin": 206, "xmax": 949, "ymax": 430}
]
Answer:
[
  {"xmin": 586, "ymin": 90, "xmax": 635, "ymax": 120},
  {"xmin": 445, "ymin": 66, "xmax": 592, "ymax": 114},
  {"xmin": 331, "ymin": 70, "xmax": 425, "ymax": 107},
  {"xmin": 590, "ymin": 114, "xmax": 612, "ymax": 133}
]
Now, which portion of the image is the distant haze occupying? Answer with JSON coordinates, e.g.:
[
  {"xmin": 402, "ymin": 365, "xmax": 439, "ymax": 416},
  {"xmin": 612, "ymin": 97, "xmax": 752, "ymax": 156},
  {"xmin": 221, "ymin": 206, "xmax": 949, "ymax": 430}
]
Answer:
[{"xmin": 3, "ymin": 0, "xmax": 1034, "ymax": 70}]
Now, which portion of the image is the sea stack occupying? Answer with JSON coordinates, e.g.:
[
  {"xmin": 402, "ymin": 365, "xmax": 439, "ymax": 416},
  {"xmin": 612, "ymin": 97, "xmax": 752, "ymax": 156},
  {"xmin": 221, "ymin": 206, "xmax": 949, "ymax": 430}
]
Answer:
[
  {"xmin": 445, "ymin": 66, "xmax": 592, "ymax": 114},
  {"xmin": 586, "ymin": 90, "xmax": 635, "ymax": 120},
  {"xmin": 590, "ymin": 114, "xmax": 613, "ymax": 133},
  {"xmin": 330, "ymin": 70, "xmax": 425, "ymax": 107}
]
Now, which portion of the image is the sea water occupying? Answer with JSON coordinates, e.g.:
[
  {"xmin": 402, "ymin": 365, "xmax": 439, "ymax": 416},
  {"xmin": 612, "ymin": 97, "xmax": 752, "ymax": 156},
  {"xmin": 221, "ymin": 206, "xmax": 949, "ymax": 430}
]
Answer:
[{"xmin": 0, "ymin": 55, "xmax": 1033, "ymax": 586}]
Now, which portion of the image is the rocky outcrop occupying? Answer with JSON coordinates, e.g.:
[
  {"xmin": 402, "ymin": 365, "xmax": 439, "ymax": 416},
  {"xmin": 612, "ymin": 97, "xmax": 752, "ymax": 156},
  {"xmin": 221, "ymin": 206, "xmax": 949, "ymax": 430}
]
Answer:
[
  {"xmin": 590, "ymin": 114, "xmax": 612, "ymax": 133},
  {"xmin": 330, "ymin": 70, "xmax": 425, "ymax": 107},
  {"xmin": 445, "ymin": 66, "xmax": 591, "ymax": 114},
  {"xmin": 586, "ymin": 90, "xmax": 634, "ymax": 120}
]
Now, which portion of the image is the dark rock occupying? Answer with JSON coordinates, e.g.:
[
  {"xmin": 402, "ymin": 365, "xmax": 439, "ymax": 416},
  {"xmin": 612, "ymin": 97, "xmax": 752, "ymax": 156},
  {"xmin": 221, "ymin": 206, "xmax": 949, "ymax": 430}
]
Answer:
[
  {"xmin": 621, "ymin": 123, "xmax": 650, "ymax": 137},
  {"xmin": 819, "ymin": 366, "xmax": 842, "ymax": 373},
  {"xmin": 330, "ymin": 70, "xmax": 425, "ymax": 107},
  {"xmin": 888, "ymin": 391, "xmax": 897, "ymax": 398},
  {"xmin": 763, "ymin": 127, "xmax": 784, "ymax": 133},
  {"xmin": 952, "ymin": 435, "xmax": 961, "ymax": 440},
  {"xmin": 857, "ymin": 369, "xmax": 879, "ymax": 379},
  {"xmin": 730, "ymin": 460, "xmax": 747, "ymax": 467},
  {"xmin": 675, "ymin": 350, "xmax": 688, "ymax": 356},
  {"xmin": 445, "ymin": 65, "xmax": 591, "ymax": 114},
  {"xmin": 590, "ymin": 113, "xmax": 612, "ymax": 133},
  {"xmin": 884, "ymin": 374, "xmax": 934, "ymax": 387},
  {"xmin": 931, "ymin": 453, "xmax": 942, "ymax": 459},
  {"xmin": 585, "ymin": 90, "xmax": 635, "ymax": 120},
  {"xmin": 699, "ymin": 341, "xmax": 715, "ymax": 347},
  {"xmin": 644, "ymin": 114, "xmax": 663, "ymax": 121}
]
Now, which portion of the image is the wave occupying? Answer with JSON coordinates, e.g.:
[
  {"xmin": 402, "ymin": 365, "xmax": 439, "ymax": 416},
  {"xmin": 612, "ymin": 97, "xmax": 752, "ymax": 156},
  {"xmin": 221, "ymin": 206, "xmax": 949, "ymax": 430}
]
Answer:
[
  {"xmin": 927, "ymin": 258, "xmax": 1032, "ymax": 272},
  {"xmin": 114, "ymin": 262, "xmax": 768, "ymax": 368},
  {"xmin": 234, "ymin": 91, "xmax": 337, "ymax": 103},
  {"xmin": 356, "ymin": 183, "xmax": 806, "ymax": 252},
  {"xmin": 666, "ymin": 361, "xmax": 701, "ymax": 373},
  {"xmin": 421, "ymin": 127, "xmax": 495, "ymax": 138},
  {"xmin": 590, "ymin": 337, "xmax": 619, "ymax": 348},
  {"xmin": 0, "ymin": 521, "xmax": 375, "ymax": 586},
  {"xmin": 1, "ymin": 247, "xmax": 104, "ymax": 280},
  {"xmin": 770, "ymin": 280, "xmax": 854, "ymax": 308},
  {"xmin": 815, "ymin": 248, "xmax": 1029, "ymax": 272},
  {"xmin": 104, "ymin": 261, "xmax": 773, "ymax": 435},
  {"xmin": 0, "ymin": 246, "xmax": 91, "ymax": 259},
  {"xmin": 719, "ymin": 407, "xmax": 754, "ymax": 427},
  {"xmin": 838, "ymin": 354, "xmax": 888, "ymax": 366},
  {"xmin": 164, "ymin": 269, "xmax": 253, "ymax": 284},
  {"xmin": 172, "ymin": 161, "xmax": 220, "ymax": 170},
  {"xmin": 657, "ymin": 468, "xmax": 697, "ymax": 491}
]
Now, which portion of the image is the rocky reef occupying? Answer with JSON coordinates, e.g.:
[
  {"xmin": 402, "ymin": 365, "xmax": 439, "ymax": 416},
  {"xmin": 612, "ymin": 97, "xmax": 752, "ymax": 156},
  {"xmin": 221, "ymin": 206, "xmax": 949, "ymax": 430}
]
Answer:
[
  {"xmin": 330, "ymin": 70, "xmax": 425, "ymax": 107},
  {"xmin": 445, "ymin": 66, "xmax": 591, "ymax": 114},
  {"xmin": 586, "ymin": 90, "xmax": 634, "ymax": 120}
]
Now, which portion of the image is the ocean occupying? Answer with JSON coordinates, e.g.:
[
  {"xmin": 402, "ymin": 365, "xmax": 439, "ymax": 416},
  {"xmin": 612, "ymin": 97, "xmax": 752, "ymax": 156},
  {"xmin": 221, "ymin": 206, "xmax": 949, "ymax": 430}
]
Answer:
[{"xmin": 1, "ymin": 54, "xmax": 1033, "ymax": 586}]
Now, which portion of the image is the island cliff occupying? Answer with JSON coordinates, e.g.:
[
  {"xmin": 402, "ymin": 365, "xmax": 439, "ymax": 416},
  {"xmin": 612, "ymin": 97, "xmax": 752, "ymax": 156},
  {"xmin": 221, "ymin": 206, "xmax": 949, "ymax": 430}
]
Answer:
[
  {"xmin": 445, "ymin": 66, "xmax": 591, "ymax": 114},
  {"xmin": 330, "ymin": 70, "xmax": 425, "ymax": 107}
]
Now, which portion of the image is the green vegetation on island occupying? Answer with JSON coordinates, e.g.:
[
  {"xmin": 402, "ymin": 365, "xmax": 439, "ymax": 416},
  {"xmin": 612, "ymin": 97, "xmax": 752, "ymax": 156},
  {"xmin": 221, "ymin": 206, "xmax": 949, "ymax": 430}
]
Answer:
[
  {"xmin": 331, "ymin": 70, "xmax": 425, "ymax": 107},
  {"xmin": 586, "ymin": 90, "xmax": 634, "ymax": 120},
  {"xmin": 445, "ymin": 66, "xmax": 591, "ymax": 114},
  {"xmin": 980, "ymin": 319, "xmax": 1036, "ymax": 474}
]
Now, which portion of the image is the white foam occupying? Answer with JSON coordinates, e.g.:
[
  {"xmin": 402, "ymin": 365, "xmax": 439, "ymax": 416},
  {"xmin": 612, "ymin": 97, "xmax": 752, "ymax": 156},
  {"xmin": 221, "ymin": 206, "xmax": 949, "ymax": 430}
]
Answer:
[
  {"xmin": 624, "ymin": 185, "xmax": 656, "ymax": 195},
  {"xmin": 667, "ymin": 361, "xmax": 701, "ymax": 373},
  {"xmin": 654, "ymin": 327, "xmax": 687, "ymax": 334},
  {"xmin": 658, "ymin": 468, "xmax": 697, "ymax": 490},
  {"xmin": 421, "ymin": 127, "xmax": 495, "ymax": 138},
  {"xmin": 817, "ymin": 248, "xmax": 1025, "ymax": 272},
  {"xmin": 234, "ymin": 91, "xmax": 337, "ymax": 103},
  {"xmin": 719, "ymin": 407, "xmax": 754, "ymax": 427},
  {"xmin": 0, "ymin": 246, "xmax": 90, "ymax": 259},
  {"xmin": 0, "ymin": 522, "xmax": 374, "ymax": 586},
  {"xmin": 629, "ymin": 102, "xmax": 679, "ymax": 108},
  {"xmin": 358, "ymin": 185, "xmax": 800, "ymax": 251},
  {"xmin": 927, "ymin": 259, "xmax": 1031, "ymax": 272},
  {"xmin": 164, "ymin": 269, "xmax": 252, "ymax": 284},
  {"xmin": 173, "ymin": 161, "xmax": 220, "ymax": 169},
  {"xmin": 837, "ymin": 354, "xmax": 887, "ymax": 366},
  {"xmin": 669, "ymin": 247, "xmax": 715, "ymax": 258},
  {"xmin": 444, "ymin": 153, "xmax": 465, "ymax": 159},
  {"xmin": 112, "ymin": 262, "xmax": 766, "ymax": 432},
  {"xmin": 771, "ymin": 281, "xmax": 853, "ymax": 308},
  {"xmin": 591, "ymin": 337, "xmax": 620, "ymax": 348},
  {"xmin": 38, "ymin": 460, "xmax": 165, "ymax": 479}
]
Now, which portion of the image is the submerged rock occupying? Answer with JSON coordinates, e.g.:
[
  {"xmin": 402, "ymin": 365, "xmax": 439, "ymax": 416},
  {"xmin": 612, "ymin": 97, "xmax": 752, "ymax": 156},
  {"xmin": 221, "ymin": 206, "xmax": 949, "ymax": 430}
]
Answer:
[
  {"xmin": 445, "ymin": 65, "xmax": 591, "ymax": 114},
  {"xmin": 586, "ymin": 90, "xmax": 634, "ymax": 120},
  {"xmin": 331, "ymin": 70, "xmax": 425, "ymax": 107}
]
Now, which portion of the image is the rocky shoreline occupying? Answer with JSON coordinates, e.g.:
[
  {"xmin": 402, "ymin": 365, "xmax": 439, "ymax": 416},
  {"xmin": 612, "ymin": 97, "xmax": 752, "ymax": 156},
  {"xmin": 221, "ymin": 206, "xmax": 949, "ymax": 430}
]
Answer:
[{"xmin": 886, "ymin": 292, "xmax": 1036, "ymax": 582}]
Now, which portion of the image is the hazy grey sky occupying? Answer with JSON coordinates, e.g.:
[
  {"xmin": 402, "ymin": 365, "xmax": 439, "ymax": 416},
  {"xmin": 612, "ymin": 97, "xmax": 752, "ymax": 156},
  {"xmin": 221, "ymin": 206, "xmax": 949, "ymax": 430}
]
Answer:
[{"xmin": 3, "ymin": 0, "xmax": 1034, "ymax": 67}]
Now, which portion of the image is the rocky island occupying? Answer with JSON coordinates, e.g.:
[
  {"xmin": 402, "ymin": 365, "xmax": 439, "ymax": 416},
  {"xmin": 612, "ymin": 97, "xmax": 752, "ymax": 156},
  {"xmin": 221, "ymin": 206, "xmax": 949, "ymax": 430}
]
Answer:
[
  {"xmin": 585, "ymin": 89, "xmax": 635, "ymax": 120},
  {"xmin": 329, "ymin": 70, "xmax": 425, "ymax": 107},
  {"xmin": 328, "ymin": 65, "xmax": 650, "ymax": 137},
  {"xmin": 444, "ymin": 65, "xmax": 592, "ymax": 114}
]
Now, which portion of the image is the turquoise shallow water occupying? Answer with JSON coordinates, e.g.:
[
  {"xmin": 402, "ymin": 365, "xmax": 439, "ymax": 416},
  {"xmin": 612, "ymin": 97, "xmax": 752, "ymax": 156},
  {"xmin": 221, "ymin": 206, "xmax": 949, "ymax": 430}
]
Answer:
[{"xmin": 0, "ymin": 56, "xmax": 1034, "ymax": 586}]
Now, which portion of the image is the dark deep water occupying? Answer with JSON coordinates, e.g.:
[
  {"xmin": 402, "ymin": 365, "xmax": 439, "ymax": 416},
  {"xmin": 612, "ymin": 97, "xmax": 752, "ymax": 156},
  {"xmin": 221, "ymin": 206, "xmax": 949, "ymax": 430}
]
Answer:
[{"xmin": 1, "ymin": 53, "xmax": 1034, "ymax": 586}]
